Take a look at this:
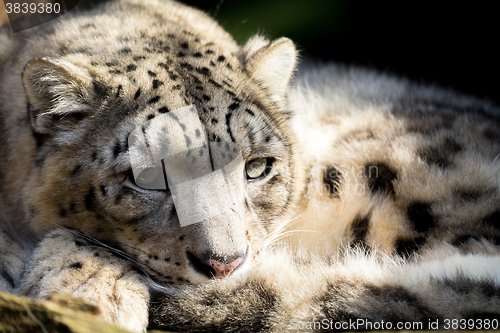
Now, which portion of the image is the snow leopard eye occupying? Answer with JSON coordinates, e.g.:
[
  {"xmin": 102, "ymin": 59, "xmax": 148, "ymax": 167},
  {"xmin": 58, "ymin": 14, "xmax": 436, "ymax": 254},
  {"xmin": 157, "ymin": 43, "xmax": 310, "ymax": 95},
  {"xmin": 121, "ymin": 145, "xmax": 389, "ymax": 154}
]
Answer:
[
  {"xmin": 133, "ymin": 167, "xmax": 168, "ymax": 190},
  {"xmin": 245, "ymin": 158, "xmax": 272, "ymax": 180},
  {"xmin": 136, "ymin": 167, "xmax": 160, "ymax": 186},
  {"xmin": 126, "ymin": 166, "xmax": 169, "ymax": 191}
]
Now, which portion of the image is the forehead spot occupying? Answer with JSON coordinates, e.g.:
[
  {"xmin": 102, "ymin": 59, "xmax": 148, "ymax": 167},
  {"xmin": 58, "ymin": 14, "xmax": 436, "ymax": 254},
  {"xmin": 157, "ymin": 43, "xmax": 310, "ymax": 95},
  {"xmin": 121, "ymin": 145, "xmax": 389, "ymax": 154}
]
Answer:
[
  {"xmin": 228, "ymin": 102, "xmax": 240, "ymax": 111},
  {"xmin": 180, "ymin": 63, "xmax": 194, "ymax": 71},
  {"xmin": 152, "ymin": 80, "xmax": 163, "ymax": 89},
  {"xmin": 196, "ymin": 67, "xmax": 211, "ymax": 76},
  {"xmin": 119, "ymin": 47, "xmax": 131, "ymax": 54},
  {"xmin": 208, "ymin": 79, "xmax": 221, "ymax": 88},
  {"xmin": 134, "ymin": 88, "xmax": 141, "ymax": 100},
  {"xmin": 115, "ymin": 85, "xmax": 123, "ymax": 98},
  {"xmin": 148, "ymin": 96, "xmax": 160, "ymax": 104}
]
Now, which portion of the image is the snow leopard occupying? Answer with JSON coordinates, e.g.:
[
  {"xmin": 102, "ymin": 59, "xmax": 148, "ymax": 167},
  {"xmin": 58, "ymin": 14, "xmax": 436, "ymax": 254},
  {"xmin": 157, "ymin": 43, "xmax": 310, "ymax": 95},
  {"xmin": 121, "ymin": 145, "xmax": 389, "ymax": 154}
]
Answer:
[
  {"xmin": 149, "ymin": 63, "xmax": 500, "ymax": 331},
  {"xmin": 0, "ymin": 0, "xmax": 499, "ymax": 332}
]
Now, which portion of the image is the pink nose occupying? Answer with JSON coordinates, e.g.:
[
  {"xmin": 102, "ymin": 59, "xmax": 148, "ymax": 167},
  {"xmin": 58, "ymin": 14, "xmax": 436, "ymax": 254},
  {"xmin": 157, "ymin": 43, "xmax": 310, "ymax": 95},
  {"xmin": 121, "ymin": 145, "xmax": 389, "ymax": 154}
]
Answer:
[{"xmin": 204, "ymin": 257, "xmax": 244, "ymax": 279}]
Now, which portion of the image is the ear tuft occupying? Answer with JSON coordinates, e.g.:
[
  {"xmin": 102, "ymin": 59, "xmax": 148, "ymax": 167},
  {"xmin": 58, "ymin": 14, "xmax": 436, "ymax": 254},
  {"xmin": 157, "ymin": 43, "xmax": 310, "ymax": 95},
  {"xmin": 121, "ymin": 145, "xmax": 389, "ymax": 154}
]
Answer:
[
  {"xmin": 238, "ymin": 35, "xmax": 270, "ymax": 65},
  {"xmin": 22, "ymin": 57, "xmax": 93, "ymax": 133},
  {"xmin": 240, "ymin": 36, "xmax": 297, "ymax": 102}
]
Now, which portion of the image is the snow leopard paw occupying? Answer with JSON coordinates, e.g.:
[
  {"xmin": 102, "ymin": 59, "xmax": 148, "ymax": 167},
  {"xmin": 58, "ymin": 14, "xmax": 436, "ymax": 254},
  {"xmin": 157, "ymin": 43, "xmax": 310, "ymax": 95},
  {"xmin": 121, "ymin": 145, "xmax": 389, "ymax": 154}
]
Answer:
[{"xmin": 19, "ymin": 228, "xmax": 150, "ymax": 332}]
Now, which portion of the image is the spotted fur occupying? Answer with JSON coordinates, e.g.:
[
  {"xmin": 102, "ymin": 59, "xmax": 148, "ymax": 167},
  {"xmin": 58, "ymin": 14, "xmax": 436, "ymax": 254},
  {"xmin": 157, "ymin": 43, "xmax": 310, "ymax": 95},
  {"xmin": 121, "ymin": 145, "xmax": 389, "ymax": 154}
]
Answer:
[
  {"xmin": 1, "ymin": 0, "xmax": 500, "ymax": 332},
  {"xmin": 150, "ymin": 63, "xmax": 500, "ymax": 331}
]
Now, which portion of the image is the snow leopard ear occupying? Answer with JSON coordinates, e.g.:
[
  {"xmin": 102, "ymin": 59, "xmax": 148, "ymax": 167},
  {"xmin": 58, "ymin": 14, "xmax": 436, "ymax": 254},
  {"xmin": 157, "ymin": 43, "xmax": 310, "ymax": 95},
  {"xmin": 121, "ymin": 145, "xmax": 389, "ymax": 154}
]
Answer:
[
  {"xmin": 22, "ymin": 57, "xmax": 94, "ymax": 134},
  {"xmin": 240, "ymin": 36, "xmax": 297, "ymax": 103}
]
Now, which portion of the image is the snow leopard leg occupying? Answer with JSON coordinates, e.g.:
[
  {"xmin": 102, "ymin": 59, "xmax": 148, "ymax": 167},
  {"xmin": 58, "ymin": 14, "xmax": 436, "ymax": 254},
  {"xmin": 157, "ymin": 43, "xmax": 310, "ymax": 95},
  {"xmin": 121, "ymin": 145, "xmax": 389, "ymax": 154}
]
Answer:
[{"xmin": 19, "ymin": 228, "xmax": 150, "ymax": 333}]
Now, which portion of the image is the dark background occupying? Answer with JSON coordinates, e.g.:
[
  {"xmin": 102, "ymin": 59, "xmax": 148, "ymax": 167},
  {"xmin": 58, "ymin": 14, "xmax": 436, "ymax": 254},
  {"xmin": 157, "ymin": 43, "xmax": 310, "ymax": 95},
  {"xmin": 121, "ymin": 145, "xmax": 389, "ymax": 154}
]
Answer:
[
  {"xmin": 180, "ymin": 1, "xmax": 499, "ymax": 105},
  {"xmin": 3, "ymin": 1, "xmax": 498, "ymax": 104}
]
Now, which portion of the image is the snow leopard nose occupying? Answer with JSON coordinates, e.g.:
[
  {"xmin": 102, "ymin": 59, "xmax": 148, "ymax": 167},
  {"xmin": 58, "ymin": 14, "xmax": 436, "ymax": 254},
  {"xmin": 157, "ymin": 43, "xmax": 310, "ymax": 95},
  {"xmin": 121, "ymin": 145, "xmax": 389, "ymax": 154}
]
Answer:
[
  {"xmin": 204, "ymin": 258, "xmax": 244, "ymax": 279},
  {"xmin": 187, "ymin": 251, "xmax": 245, "ymax": 279}
]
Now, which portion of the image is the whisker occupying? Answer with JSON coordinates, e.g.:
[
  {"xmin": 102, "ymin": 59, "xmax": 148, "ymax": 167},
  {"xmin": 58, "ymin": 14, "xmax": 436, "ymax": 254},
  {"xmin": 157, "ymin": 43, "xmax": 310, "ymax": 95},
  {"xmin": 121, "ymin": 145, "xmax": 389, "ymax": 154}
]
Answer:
[
  {"xmin": 34, "ymin": 217, "xmax": 184, "ymax": 294},
  {"xmin": 74, "ymin": 232, "xmax": 199, "ymax": 290},
  {"xmin": 265, "ymin": 213, "xmax": 304, "ymax": 241},
  {"xmin": 36, "ymin": 217, "xmax": 156, "ymax": 278},
  {"xmin": 269, "ymin": 230, "xmax": 318, "ymax": 245},
  {"xmin": 265, "ymin": 230, "xmax": 319, "ymax": 252},
  {"xmin": 118, "ymin": 243, "xmax": 151, "ymax": 256},
  {"xmin": 264, "ymin": 213, "xmax": 306, "ymax": 249}
]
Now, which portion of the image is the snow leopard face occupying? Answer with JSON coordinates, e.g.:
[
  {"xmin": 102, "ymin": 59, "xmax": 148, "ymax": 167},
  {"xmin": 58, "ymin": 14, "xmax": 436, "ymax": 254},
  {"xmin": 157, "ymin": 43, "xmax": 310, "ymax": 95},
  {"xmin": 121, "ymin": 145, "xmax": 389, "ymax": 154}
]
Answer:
[{"xmin": 15, "ymin": 0, "xmax": 298, "ymax": 285}]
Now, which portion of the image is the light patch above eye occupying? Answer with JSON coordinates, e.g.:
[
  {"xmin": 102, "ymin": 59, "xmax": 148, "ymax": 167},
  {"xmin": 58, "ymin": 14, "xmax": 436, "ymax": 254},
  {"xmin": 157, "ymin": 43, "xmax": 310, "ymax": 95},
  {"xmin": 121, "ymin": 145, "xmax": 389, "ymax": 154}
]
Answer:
[
  {"xmin": 128, "ymin": 105, "xmax": 245, "ymax": 227},
  {"xmin": 245, "ymin": 158, "xmax": 267, "ymax": 179}
]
